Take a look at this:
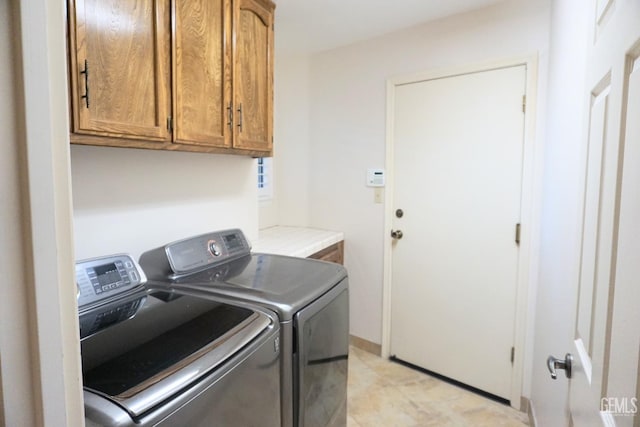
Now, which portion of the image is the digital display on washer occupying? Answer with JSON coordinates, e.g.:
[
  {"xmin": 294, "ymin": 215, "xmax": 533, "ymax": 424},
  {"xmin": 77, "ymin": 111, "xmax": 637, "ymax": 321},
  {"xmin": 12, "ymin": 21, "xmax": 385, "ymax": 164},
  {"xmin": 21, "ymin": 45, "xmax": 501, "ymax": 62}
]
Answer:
[
  {"xmin": 223, "ymin": 233, "xmax": 242, "ymax": 251},
  {"xmin": 89, "ymin": 262, "xmax": 129, "ymax": 294}
]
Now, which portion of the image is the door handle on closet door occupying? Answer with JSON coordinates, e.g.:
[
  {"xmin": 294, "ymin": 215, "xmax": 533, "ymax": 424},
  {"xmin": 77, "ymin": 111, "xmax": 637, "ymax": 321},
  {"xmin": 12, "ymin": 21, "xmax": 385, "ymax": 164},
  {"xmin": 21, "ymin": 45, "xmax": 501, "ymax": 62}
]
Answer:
[{"xmin": 547, "ymin": 353, "xmax": 573, "ymax": 379}]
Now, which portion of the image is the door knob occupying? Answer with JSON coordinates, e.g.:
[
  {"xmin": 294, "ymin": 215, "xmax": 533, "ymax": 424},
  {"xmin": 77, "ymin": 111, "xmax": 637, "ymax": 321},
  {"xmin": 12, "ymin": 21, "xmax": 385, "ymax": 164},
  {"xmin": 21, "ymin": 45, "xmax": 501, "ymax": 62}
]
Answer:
[
  {"xmin": 391, "ymin": 230, "xmax": 403, "ymax": 239},
  {"xmin": 547, "ymin": 353, "xmax": 573, "ymax": 379}
]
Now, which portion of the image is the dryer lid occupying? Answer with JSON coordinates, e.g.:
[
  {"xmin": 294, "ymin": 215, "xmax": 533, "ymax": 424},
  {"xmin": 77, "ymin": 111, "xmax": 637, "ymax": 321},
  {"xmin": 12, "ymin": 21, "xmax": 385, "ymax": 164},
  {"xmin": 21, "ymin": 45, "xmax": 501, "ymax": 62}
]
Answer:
[{"xmin": 171, "ymin": 253, "xmax": 348, "ymax": 320}]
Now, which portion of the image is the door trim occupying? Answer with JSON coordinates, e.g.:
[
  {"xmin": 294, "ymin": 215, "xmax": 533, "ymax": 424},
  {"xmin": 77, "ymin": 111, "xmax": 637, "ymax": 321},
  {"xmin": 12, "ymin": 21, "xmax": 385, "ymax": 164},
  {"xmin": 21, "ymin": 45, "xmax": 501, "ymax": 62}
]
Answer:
[{"xmin": 381, "ymin": 55, "xmax": 541, "ymax": 410}]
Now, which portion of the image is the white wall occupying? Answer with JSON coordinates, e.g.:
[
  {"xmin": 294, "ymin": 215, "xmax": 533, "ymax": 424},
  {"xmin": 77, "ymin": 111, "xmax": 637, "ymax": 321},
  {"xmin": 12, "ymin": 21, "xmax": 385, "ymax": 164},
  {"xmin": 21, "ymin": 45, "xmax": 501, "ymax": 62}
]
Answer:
[
  {"xmin": 259, "ymin": 54, "xmax": 312, "ymax": 229},
  {"xmin": 305, "ymin": 0, "xmax": 551, "ymax": 346},
  {"xmin": 72, "ymin": 145, "xmax": 259, "ymax": 260},
  {"xmin": 529, "ymin": 0, "xmax": 594, "ymax": 424}
]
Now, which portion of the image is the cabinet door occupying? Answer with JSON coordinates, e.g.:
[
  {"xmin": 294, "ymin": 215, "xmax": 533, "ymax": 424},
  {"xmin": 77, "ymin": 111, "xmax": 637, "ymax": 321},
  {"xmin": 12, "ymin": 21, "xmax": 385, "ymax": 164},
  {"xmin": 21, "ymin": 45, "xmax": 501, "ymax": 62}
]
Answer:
[
  {"xmin": 173, "ymin": 0, "xmax": 232, "ymax": 147},
  {"xmin": 68, "ymin": 0, "xmax": 171, "ymax": 141},
  {"xmin": 233, "ymin": 0, "xmax": 274, "ymax": 152}
]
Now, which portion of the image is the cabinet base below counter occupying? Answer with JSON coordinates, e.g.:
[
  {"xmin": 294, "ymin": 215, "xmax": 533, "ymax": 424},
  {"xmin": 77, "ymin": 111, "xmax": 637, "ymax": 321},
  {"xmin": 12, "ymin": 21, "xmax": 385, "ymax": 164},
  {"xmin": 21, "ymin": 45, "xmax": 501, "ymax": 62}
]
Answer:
[
  {"xmin": 308, "ymin": 241, "xmax": 344, "ymax": 265},
  {"xmin": 253, "ymin": 226, "xmax": 344, "ymax": 264}
]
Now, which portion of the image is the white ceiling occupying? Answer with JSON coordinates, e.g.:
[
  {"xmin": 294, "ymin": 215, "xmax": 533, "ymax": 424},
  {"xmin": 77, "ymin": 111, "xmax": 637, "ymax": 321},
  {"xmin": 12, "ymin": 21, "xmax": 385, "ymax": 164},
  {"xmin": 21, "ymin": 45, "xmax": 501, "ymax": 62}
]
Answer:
[{"xmin": 273, "ymin": 0, "xmax": 507, "ymax": 55}]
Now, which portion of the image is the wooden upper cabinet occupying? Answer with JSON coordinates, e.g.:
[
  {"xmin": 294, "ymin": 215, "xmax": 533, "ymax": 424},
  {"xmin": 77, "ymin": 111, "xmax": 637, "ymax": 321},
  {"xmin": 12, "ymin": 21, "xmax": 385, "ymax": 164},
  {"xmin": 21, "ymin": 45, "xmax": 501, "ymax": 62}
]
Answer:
[
  {"xmin": 233, "ymin": 0, "xmax": 274, "ymax": 152},
  {"xmin": 173, "ymin": 0, "xmax": 232, "ymax": 148},
  {"xmin": 68, "ymin": 0, "xmax": 171, "ymax": 142},
  {"xmin": 67, "ymin": 0, "xmax": 274, "ymax": 156}
]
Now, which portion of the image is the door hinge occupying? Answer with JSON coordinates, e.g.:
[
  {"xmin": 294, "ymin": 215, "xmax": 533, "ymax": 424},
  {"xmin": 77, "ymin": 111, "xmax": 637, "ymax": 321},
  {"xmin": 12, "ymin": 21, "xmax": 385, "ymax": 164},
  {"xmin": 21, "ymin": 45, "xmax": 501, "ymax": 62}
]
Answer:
[
  {"xmin": 522, "ymin": 95, "xmax": 526, "ymax": 113},
  {"xmin": 511, "ymin": 347, "xmax": 515, "ymax": 364},
  {"xmin": 167, "ymin": 116, "xmax": 173, "ymax": 132},
  {"xmin": 515, "ymin": 223, "xmax": 521, "ymax": 246}
]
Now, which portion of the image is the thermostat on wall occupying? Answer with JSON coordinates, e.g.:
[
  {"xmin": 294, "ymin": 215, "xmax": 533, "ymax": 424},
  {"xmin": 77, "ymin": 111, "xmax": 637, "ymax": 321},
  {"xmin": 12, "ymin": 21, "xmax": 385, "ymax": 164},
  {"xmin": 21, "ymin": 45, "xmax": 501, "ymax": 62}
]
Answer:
[{"xmin": 366, "ymin": 168, "xmax": 385, "ymax": 187}]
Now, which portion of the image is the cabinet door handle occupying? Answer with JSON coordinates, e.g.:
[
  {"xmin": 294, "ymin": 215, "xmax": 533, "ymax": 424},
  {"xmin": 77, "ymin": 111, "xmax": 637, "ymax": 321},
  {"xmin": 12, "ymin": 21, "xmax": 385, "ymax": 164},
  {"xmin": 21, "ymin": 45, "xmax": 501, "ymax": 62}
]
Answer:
[
  {"xmin": 80, "ymin": 59, "xmax": 89, "ymax": 108},
  {"xmin": 227, "ymin": 103, "xmax": 233, "ymax": 130},
  {"xmin": 237, "ymin": 103, "xmax": 243, "ymax": 132}
]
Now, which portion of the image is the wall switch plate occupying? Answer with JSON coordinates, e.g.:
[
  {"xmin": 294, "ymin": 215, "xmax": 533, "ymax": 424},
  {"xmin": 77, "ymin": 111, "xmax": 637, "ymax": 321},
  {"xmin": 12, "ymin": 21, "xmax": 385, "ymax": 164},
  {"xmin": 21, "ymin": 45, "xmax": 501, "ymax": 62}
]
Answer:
[{"xmin": 374, "ymin": 187, "xmax": 384, "ymax": 204}]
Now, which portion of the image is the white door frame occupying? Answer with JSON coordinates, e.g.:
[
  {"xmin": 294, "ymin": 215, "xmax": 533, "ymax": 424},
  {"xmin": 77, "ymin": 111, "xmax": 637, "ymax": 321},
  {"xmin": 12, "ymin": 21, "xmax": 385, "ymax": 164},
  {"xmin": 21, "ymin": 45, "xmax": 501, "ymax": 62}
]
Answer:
[
  {"xmin": 381, "ymin": 55, "xmax": 541, "ymax": 410},
  {"xmin": 0, "ymin": 0, "xmax": 84, "ymax": 425}
]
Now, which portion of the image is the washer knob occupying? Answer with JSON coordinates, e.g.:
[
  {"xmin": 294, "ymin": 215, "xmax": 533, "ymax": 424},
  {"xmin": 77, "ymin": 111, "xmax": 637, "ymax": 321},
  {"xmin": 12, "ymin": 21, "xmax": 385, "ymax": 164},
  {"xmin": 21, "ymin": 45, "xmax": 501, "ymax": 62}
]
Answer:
[{"xmin": 208, "ymin": 241, "xmax": 221, "ymax": 257}]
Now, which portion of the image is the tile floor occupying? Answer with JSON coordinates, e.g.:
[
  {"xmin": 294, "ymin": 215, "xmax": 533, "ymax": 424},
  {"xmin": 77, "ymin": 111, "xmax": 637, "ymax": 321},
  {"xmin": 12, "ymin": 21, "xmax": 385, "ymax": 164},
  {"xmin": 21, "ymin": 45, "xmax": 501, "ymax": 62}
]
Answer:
[{"xmin": 347, "ymin": 346, "xmax": 530, "ymax": 427}]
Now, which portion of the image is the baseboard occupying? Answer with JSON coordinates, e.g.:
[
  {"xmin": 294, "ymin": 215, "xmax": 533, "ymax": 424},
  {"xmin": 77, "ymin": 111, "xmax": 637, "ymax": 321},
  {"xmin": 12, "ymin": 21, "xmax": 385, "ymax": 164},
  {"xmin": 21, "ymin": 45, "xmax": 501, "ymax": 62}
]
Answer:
[
  {"xmin": 524, "ymin": 396, "xmax": 537, "ymax": 427},
  {"xmin": 349, "ymin": 335, "xmax": 382, "ymax": 356}
]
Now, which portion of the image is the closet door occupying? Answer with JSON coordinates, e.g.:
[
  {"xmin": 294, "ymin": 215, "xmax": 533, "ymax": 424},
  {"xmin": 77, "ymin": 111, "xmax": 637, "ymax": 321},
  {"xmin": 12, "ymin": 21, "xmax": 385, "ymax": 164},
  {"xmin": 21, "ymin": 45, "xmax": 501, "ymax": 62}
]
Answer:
[
  {"xmin": 568, "ymin": 1, "xmax": 640, "ymax": 424},
  {"xmin": 390, "ymin": 65, "xmax": 527, "ymax": 400}
]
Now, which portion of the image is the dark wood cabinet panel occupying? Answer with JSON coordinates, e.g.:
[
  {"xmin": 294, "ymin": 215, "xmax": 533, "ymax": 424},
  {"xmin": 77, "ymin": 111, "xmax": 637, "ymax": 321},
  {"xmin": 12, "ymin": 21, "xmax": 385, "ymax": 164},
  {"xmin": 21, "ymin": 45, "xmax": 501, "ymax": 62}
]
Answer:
[
  {"xmin": 173, "ymin": 0, "xmax": 232, "ymax": 148},
  {"xmin": 309, "ymin": 241, "xmax": 344, "ymax": 265},
  {"xmin": 233, "ymin": 0, "xmax": 274, "ymax": 152},
  {"xmin": 67, "ymin": 0, "xmax": 274, "ymax": 157},
  {"xmin": 68, "ymin": 0, "xmax": 172, "ymax": 142}
]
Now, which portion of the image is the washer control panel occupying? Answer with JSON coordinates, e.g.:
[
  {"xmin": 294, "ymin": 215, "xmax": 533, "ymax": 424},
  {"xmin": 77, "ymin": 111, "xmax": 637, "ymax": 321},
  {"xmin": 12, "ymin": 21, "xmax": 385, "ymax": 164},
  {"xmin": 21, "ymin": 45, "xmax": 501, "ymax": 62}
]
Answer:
[
  {"xmin": 76, "ymin": 254, "xmax": 147, "ymax": 308},
  {"xmin": 165, "ymin": 229, "xmax": 251, "ymax": 275}
]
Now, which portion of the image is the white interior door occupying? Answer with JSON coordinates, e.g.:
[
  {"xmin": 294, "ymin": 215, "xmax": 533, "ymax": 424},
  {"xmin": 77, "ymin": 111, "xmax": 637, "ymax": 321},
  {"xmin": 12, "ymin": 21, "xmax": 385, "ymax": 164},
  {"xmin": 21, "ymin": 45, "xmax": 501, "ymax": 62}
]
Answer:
[
  {"xmin": 390, "ymin": 65, "xmax": 526, "ymax": 400},
  {"xmin": 564, "ymin": 1, "xmax": 640, "ymax": 425}
]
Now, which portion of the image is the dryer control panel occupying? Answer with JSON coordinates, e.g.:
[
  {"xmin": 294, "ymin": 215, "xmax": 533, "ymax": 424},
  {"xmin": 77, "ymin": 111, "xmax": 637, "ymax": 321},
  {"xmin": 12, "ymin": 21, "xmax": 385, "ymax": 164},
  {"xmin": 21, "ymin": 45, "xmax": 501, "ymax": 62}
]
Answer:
[
  {"xmin": 164, "ymin": 229, "xmax": 251, "ymax": 276},
  {"xmin": 76, "ymin": 254, "xmax": 147, "ymax": 308}
]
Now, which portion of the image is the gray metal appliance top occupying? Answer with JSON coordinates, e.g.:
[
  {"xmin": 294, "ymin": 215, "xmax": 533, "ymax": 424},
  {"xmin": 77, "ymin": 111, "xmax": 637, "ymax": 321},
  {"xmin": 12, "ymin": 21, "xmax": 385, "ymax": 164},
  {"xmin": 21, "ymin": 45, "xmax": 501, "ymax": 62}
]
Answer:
[
  {"xmin": 81, "ymin": 289, "xmax": 272, "ymax": 419},
  {"xmin": 76, "ymin": 252, "xmax": 276, "ymax": 420},
  {"xmin": 139, "ymin": 229, "xmax": 348, "ymax": 320}
]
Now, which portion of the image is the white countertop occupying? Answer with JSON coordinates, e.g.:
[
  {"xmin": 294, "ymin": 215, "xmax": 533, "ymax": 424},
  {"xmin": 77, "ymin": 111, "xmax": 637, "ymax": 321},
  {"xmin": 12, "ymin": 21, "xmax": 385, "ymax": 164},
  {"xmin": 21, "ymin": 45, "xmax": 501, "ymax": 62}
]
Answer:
[{"xmin": 252, "ymin": 226, "xmax": 344, "ymax": 258}]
